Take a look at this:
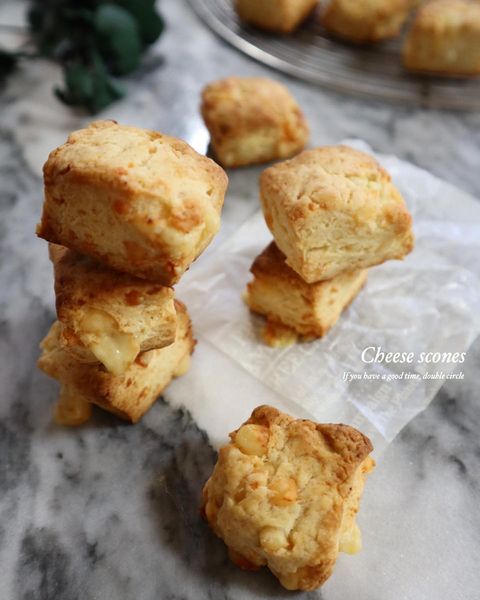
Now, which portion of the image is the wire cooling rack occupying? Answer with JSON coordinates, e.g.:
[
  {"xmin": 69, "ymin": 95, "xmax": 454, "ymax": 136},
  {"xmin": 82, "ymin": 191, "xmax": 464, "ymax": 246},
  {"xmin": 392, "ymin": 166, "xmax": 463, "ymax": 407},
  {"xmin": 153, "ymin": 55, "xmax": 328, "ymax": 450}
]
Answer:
[{"xmin": 188, "ymin": 0, "xmax": 480, "ymax": 111}]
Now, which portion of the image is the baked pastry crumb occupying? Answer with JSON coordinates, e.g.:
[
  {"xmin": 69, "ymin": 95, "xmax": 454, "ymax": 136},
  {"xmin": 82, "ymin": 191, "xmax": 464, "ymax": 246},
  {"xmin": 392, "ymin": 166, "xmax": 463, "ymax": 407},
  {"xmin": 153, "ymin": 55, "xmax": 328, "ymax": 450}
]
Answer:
[
  {"xmin": 37, "ymin": 120, "xmax": 228, "ymax": 285},
  {"xmin": 260, "ymin": 145, "xmax": 414, "ymax": 283},
  {"xmin": 201, "ymin": 77, "xmax": 309, "ymax": 168},
  {"xmin": 38, "ymin": 301, "xmax": 195, "ymax": 424},
  {"xmin": 202, "ymin": 405, "xmax": 375, "ymax": 591},
  {"xmin": 235, "ymin": 0, "xmax": 318, "ymax": 33},
  {"xmin": 322, "ymin": 0, "xmax": 412, "ymax": 43},
  {"xmin": 403, "ymin": 0, "xmax": 480, "ymax": 76},
  {"xmin": 49, "ymin": 244, "xmax": 176, "ymax": 375},
  {"xmin": 246, "ymin": 242, "xmax": 367, "ymax": 342}
]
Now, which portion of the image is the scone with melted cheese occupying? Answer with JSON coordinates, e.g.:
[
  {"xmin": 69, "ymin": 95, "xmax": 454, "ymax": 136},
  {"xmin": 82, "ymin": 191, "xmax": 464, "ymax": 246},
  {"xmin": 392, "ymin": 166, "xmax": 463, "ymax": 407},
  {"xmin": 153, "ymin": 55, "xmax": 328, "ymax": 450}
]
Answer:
[
  {"xmin": 37, "ymin": 120, "xmax": 228, "ymax": 285},
  {"xmin": 403, "ymin": 0, "xmax": 480, "ymax": 76},
  {"xmin": 201, "ymin": 77, "xmax": 309, "ymax": 168},
  {"xmin": 50, "ymin": 244, "xmax": 176, "ymax": 375},
  {"xmin": 235, "ymin": 0, "xmax": 318, "ymax": 33},
  {"xmin": 245, "ymin": 242, "xmax": 367, "ymax": 346},
  {"xmin": 260, "ymin": 145, "xmax": 414, "ymax": 283},
  {"xmin": 202, "ymin": 405, "xmax": 375, "ymax": 591},
  {"xmin": 37, "ymin": 301, "xmax": 195, "ymax": 424},
  {"xmin": 322, "ymin": 0, "xmax": 412, "ymax": 43}
]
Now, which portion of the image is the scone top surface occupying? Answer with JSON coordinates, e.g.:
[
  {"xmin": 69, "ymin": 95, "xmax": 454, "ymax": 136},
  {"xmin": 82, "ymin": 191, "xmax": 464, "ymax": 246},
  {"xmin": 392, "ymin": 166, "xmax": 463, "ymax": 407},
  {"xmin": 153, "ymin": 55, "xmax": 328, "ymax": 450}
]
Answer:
[
  {"xmin": 201, "ymin": 77, "xmax": 309, "ymax": 168},
  {"xmin": 39, "ymin": 120, "xmax": 228, "ymax": 285},
  {"xmin": 260, "ymin": 145, "xmax": 413, "ymax": 282},
  {"xmin": 202, "ymin": 405, "xmax": 374, "ymax": 591}
]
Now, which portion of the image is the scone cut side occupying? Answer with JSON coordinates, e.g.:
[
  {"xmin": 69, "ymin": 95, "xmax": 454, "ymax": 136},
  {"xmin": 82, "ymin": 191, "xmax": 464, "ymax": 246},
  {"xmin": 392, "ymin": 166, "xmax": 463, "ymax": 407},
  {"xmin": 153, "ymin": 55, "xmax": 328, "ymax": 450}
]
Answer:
[
  {"xmin": 235, "ymin": 0, "xmax": 318, "ymax": 33},
  {"xmin": 260, "ymin": 145, "xmax": 414, "ymax": 283},
  {"xmin": 38, "ymin": 120, "xmax": 228, "ymax": 285},
  {"xmin": 245, "ymin": 242, "xmax": 367, "ymax": 345},
  {"xmin": 403, "ymin": 0, "xmax": 480, "ymax": 76},
  {"xmin": 49, "ymin": 244, "xmax": 177, "ymax": 375},
  {"xmin": 37, "ymin": 301, "xmax": 196, "ymax": 424},
  {"xmin": 201, "ymin": 77, "xmax": 309, "ymax": 168},
  {"xmin": 321, "ymin": 0, "xmax": 412, "ymax": 43},
  {"xmin": 202, "ymin": 405, "xmax": 375, "ymax": 591}
]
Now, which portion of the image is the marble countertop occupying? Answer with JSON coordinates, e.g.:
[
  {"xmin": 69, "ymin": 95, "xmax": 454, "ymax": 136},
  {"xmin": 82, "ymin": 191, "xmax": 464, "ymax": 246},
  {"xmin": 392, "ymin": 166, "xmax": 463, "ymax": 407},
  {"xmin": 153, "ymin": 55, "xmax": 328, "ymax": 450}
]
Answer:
[{"xmin": 0, "ymin": 0, "xmax": 479, "ymax": 598}]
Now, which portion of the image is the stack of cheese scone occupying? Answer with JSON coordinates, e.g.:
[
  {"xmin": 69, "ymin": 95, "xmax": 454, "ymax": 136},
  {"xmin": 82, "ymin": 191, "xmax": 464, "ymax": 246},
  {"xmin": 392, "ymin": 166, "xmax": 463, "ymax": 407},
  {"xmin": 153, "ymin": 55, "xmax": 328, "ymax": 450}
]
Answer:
[
  {"xmin": 245, "ymin": 145, "xmax": 414, "ymax": 346},
  {"xmin": 36, "ymin": 120, "xmax": 228, "ymax": 425}
]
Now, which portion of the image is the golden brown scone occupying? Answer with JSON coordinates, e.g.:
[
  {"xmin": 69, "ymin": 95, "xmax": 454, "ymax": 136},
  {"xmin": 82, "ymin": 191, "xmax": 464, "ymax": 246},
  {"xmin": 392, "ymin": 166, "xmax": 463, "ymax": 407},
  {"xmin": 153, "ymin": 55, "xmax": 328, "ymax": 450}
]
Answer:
[
  {"xmin": 403, "ymin": 0, "xmax": 480, "ymax": 76},
  {"xmin": 260, "ymin": 145, "xmax": 414, "ymax": 283},
  {"xmin": 322, "ymin": 0, "xmax": 411, "ymax": 43},
  {"xmin": 201, "ymin": 77, "xmax": 309, "ymax": 168},
  {"xmin": 37, "ymin": 120, "xmax": 228, "ymax": 285},
  {"xmin": 245, "ymin": 242, "xmax": 367, "ymax": 345},
  {"xmin": 49, "ymin": 243, "xmax": 176, "ymax": 375},
  {"xmin": 202, "ymin": 405, "xmax": 375, "ymax": 591},
  {"xmin": 38, "ymin": 301, "xmax": 195, "ymax": 424},
  {"xmin": 235, "ymin": 0, "xmax": 318, "ymax": 33}
]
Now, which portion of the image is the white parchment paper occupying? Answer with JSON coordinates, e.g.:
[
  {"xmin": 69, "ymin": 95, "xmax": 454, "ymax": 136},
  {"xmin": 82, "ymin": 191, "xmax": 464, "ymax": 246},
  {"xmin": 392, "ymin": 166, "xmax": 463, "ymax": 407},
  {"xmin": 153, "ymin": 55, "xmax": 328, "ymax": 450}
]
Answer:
[{"xmin": 173, "ymin": 142, "xmax": 480, "ymax": 453}]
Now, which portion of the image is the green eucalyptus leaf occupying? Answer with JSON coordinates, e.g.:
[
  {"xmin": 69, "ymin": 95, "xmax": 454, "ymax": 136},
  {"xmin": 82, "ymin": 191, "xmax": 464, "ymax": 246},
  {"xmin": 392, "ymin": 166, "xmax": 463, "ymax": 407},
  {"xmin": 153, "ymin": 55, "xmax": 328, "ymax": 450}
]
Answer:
[
  {"xmin": 0, "ymin": 49, "xmax": 18, "ymax": 83},
  {"xmin": 94, "ymin": 4, "xmax": 141, "ymax": 75},
  {"xmin": 117, "ymin": 0, "xmax": 164, "ymax": 45},
  {"xmin": 56, "ymin": 55, "xmax": 125, "ymax": 113}
]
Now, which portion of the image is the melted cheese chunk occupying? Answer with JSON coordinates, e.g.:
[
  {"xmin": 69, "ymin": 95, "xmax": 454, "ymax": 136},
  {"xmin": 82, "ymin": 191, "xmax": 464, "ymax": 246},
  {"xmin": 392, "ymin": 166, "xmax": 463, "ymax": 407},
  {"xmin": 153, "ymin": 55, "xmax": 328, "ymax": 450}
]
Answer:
[
  {"xmin": 339, "ymin": 522, "xmax": 362, "ymax": 555},
  {"xmin": 54, "ymin": 385, "xmax": 92, "ymax": 426},
  {"xmin": 79, "ymin": 309, "xmax": 140, "ymax": 375}
]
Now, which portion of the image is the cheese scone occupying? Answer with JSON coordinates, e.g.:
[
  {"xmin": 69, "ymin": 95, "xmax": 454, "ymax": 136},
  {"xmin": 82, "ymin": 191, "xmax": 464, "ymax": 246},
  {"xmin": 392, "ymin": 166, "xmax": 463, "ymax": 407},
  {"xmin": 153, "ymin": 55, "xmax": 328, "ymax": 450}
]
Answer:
[
  {"xmin": 235, "ymin": 0, "xmax": 318, "ymax": 33},
  {"xmin": 245, "ymin": 242, "xmax": 367, "ymax": 346},
  {"xmin": 260, "ymin": 146, "xmax": 414, "ymax": 283},
  {"xmin": 49, "ymin": 244, "xmax": 176, "ymax": 375},
  {"xmin": 37, "ymin": 120, "xmax": 228, "ymax": 285},
  {"xmin": 38, "ymin": 301, "xmax": 195, "ymax": 424},
  {"xmin": 403, "ymin": 0, "xmax": 480, "ymax": 76},
  {"xmin": 322, "ymin": 0, "xmax": 412, "ymax": 43},
  {"xmin": 202, "ymin": 405, "xmax": 375, "ymax": 591},
  {"xmin": 201, "ymin": 77, "xmax": 309, "ymax": 168}
]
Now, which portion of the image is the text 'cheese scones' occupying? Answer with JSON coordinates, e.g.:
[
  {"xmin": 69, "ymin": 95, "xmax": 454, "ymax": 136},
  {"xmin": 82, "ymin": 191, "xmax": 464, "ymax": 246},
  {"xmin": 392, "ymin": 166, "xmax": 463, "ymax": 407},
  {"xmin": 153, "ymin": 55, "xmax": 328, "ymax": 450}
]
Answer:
[
  {"xmin": 38, "ymin": 301, "xmax": 195, "ymax": 424},
  {"xmin": 260, "ymin": 145, "xmax": 413, "ymax": 283},
  {"xmin": 38, "ymin": 120, "xmax": 228, "ymax": 285},
  {"xmin": 202, "ymin": 405, "xmax": 375, "ymax": 591},
  {"xmin": 201, "ymin": 77, "xmax": 309, "ymax": 168},
  {"xmin": 245, "ymin": 242, "xmax": 367, "ymax": 345},
  {"xmin": 49, "ymin": 243, "xmax": 176, "ymax": 375}
]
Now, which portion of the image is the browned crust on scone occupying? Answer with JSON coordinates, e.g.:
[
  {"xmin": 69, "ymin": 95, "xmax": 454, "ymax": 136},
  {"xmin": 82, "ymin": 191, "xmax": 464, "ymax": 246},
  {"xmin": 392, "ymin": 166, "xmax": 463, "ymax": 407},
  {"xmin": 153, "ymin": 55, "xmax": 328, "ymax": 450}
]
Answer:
[
  {"xmin": 201, "ymin": 405, "xmax": 374, "ymax": 591},
  {"xmin": 242, "ymin": 405, "xmax": 373, "ymax": 466},
  {"xmin": 200, "ymin": 77, "xmax": 309, "ymax": 168},
  {"xmin": 321, "ymin": 0, "xmax": 411, "ymax": 44},
  {"xmin": 259, "ymin": 145, "xmax": 414, "ymax": 283},
  {"xmin": 403, "ymin": 0, "xmax": 480, "ymax": 76},
  {"xmin": 38, "ymin": 301, "xmax": 196, "ymax": 423},
  {"xmin": 235, "ymin": 0, "xmax": 318, "ymax": 33},
  {"xmin": 38, "ymin": 120, "xmax": 228, "ymax": 285},
  {"xmin": 246, "ymin": 242, "xmax": 368, "ymax": 339}
]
